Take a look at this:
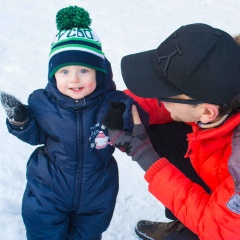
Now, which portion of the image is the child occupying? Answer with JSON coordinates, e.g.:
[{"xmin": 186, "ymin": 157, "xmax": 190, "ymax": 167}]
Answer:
[{"xmin": 1, "ymin": 6, "xmax": 148, "ymax": 240}]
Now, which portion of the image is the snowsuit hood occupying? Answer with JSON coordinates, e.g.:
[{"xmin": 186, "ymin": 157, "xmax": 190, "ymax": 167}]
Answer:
[{"xmin": 46, "ymin": 58, "xmax": 116, "ymax": 108}]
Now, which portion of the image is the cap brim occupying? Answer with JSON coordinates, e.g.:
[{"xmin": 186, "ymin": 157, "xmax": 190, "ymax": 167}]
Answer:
[{"xmin": 121, "ymin": 50, "xmax": 182, "ymax": 98}]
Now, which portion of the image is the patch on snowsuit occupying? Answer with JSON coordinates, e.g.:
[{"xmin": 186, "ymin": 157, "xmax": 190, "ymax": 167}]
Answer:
[{"xmin": 89, "ymin": 122, "xmax": 111, "ymax": 149}]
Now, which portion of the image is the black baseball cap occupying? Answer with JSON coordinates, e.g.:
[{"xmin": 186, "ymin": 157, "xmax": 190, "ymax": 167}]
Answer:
[{"xmin": 121, "ymin": 23, "xmax": 240, "ymax": 105}]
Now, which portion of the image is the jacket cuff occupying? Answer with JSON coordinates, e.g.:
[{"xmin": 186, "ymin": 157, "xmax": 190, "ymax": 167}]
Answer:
[
  {"xmin": 122, "ymin": 98, "xmax": 134, "ymax": 131},
  {"xmin": 144, "ymin": 158, "xmax": 170, "ymax": 183},
  {"xmin": 7, "ymin": 116, "xmax": 31, "ymax": 130}
]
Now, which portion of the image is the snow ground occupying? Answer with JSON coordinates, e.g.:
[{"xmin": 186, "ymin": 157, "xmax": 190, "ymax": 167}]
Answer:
[{"xmin": 0, "ymin": 0, "xmax": 239, "ymax": 239}]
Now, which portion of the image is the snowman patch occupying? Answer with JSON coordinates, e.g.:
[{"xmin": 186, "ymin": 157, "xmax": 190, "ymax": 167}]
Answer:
[{"xmin": 89, "ymin": 122, "xmax": 112, "ymax": 149}]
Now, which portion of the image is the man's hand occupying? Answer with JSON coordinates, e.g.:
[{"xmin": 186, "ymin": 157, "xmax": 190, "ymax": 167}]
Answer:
[
  {"xmin": 109, "ymin": 105, "xmax": 160, "ymax": 171},
  {"xmin": 1, "ymin": 92, "xmax": 29, "ymax": 125},
  {"xmin": 131, "ymin": 104, "xmax": 141, "ymax": 124}
]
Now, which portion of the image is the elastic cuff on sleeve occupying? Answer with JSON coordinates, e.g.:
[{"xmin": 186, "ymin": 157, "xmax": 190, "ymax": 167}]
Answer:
[
  {"xmin": 136, "ymin": 149, "xmax": 160, "ymax": 172},
  {"xmin": 144, "ymin": 158, "xmax": 170, "ymax": 183},
  {"xmin": 8, "ymin": 117, "xmax": 30, "ymax": 130}
]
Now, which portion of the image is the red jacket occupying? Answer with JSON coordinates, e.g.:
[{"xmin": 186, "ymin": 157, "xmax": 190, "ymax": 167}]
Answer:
[{"xmin": 125, "ymin": 90, "xmax": 240, "ymax": 240}]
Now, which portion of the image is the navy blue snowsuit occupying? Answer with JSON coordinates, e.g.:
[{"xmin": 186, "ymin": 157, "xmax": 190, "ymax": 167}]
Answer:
[{"xmin": 6, "ymin": 61, "xmax": 144, "ymax": 240}]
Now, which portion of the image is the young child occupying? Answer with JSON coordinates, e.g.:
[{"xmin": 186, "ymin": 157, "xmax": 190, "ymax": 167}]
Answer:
[{"xmin": 1, "ymin": 6, "xmax": 148, "ymax": 240}]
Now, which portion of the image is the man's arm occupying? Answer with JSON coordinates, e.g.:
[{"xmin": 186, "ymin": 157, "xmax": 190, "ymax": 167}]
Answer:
[
  {"xmin": 106, "ymin": 104, "xmax": 240, "ymax": 238},
  {"xmin": 145, "ymin": 160, "xmax": 239, "ymax": 239}
]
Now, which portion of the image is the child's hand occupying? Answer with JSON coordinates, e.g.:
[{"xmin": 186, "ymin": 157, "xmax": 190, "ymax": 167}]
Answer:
[
  {"xmin": 1, "ymin": 92, "xmax": 29, "ymax": 125},
  {"xmin": 103, "ymin": 101, "xmax": 126, "ymax": 130},
  {"xmin": 108, "ymin": 105, "xmax": 160, "ymax": 171}
]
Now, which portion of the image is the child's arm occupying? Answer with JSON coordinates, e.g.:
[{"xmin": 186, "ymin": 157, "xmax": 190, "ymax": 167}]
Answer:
[
  {"xmin": 1, "ymin": 92, "xmax": 46, "ymax": 145},
  {"xmin": 103, "ymin": 91, "xmax": 150, "ymax": 132}
]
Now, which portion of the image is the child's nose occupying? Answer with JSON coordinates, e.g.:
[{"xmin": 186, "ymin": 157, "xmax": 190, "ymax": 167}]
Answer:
[{"xmin": 70, "ymin": 73, "xmax": 80, "ymax": 83}]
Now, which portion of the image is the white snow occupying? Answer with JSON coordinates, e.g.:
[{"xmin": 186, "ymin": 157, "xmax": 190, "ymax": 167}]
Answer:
[{"xmin": 0, "ymin": 0, "xmax": 239, "ymax": 239}]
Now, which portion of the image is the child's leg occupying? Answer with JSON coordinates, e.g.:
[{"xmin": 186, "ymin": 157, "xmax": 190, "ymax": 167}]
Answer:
[
  {"xmin": 22, "ymin": 185, "xmax": 69, "ymax": 240},
  {"xmin": 67, "ymin": 207, "xmax": 115, "ymax": 240}
]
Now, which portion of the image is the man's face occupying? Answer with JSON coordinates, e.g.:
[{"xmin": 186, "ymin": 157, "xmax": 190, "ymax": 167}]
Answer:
[{"xmin": 162, "ymin": 94, "xmax": 205, "ymax": 122}]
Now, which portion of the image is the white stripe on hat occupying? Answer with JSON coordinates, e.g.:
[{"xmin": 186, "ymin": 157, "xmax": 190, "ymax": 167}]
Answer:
[{"xmin": 49, "ymin": 46, "xmax": 105, "ymax": 60}]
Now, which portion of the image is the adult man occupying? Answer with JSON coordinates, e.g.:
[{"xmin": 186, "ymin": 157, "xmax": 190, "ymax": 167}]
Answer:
[{"xmin": 104, "ymin": 23, "xmax": 240, "ymax": 240}]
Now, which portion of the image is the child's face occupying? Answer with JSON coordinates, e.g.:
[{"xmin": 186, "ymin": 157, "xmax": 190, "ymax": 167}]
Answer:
[{"xmin": 55, "ymin": 65, "xmax": 97, "ymax": 99}]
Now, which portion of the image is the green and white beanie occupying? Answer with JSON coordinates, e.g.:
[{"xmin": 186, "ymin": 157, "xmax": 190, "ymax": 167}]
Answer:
[{"xmin": 49, "ymin": 6, "xmax": 106, "ymax": 78}]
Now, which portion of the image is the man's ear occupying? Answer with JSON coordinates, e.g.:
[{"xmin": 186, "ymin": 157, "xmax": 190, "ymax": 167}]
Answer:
[{"xmin": 200, "ymin": 104, "xmax": 219, "ymax": 123}]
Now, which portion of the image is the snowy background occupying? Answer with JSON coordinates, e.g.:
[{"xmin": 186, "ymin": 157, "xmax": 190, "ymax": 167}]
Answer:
[{"xmin": 0, "ymin": 0, "xmax": 239, "ymax": 239}]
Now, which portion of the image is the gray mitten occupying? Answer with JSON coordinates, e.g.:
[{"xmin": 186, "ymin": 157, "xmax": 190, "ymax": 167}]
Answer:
[
  {"xmin": 109, "ymin": 123, "xmax": 160, "ymax": 171},
  {"xmin": 1, "ymin": 92, "xmax": 29, "ymax": 125}
]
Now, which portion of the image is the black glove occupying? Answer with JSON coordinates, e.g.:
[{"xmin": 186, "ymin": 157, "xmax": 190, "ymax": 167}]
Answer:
[
  {"xmin": 1, "ymin": 92, "xmax": 29, "ymax": 125},
  {"xmin": 109, "ymin": 123, "xmax": 160, "ymax": 171},
  {"xmin": 103, "ymin": 101, "xmax": 126, "ymax": 130}
]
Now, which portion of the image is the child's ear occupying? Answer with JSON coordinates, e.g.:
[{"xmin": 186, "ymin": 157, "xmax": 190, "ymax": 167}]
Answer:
[{"xmin": 199, "ymin": 104, "xmax": 219, "ymax": 123}]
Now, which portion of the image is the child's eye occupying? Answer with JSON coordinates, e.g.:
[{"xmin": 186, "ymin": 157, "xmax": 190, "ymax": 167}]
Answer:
[
  {"xmin": 62, "ymin": 70, "xmax": 68, "ymax": 74},
  {"xmin": 80, "ymin": 69, "xmax": 88, "ymax": 73}
]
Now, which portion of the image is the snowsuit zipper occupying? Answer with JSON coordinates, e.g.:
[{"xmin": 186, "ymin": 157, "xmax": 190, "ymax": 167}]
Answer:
[{"xmin": 72, "ymin": 109, "xmax": 84, "ymax": 209}]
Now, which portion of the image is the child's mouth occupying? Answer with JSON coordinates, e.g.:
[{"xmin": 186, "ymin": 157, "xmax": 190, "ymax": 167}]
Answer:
[{"xmin": 71, "ymin": 87, "xmax": 83, "ymax": 91}]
